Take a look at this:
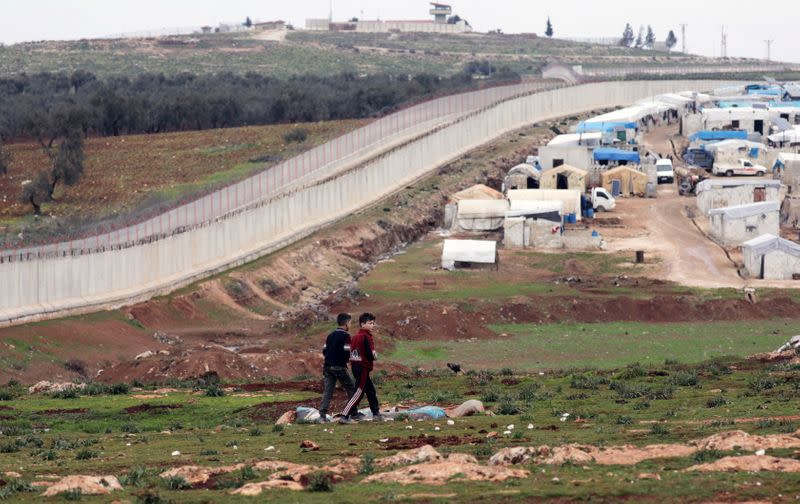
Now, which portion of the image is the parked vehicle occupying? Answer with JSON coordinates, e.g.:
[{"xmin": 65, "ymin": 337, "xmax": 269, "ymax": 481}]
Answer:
[
  {"xmin": 683, "ymin": 148, "xmax": 714, "ymax": 170},
  {"xmin": 590, "ymin": 187, "xmax": 616, "ymax": 212},
  {"xmin": 656, "ymin": 159, "xmax": 675, "ymax": 183},
  {"xmin": 712, "ymin": 158, "xmax": 767, "ymax": 177}
]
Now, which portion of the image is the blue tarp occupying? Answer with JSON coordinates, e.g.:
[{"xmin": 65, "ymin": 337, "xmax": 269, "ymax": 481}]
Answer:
[
  {"xmin": 689, "ymin": 130, "xmax": 748, "ymax": 142},
  {"xmin": 768, "ymin": 101, "xmax": 800, "ymax": 108},
  {"xmin": 593, "ymin": 148, "xmax": 640, "ymax": 163},
  {"xmin": 576, "ymin": 121, "xmax": 637, "ymax": 133},
  {"xmin": 717, "ymin": 100, "xmax": 757, "ymax": 108},
  {"xmin": 747, "ymin": 87, "xmax": 782, "ymax": 96},
  {"xmin": 749, "ymin": 147, "xmax": 760, "ymax": 158}
]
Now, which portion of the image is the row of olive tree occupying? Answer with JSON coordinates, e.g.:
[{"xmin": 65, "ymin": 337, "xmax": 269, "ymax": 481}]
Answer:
[{"xmin": 0, "ymin": 64, "xmax": 520, "ymax": 143}]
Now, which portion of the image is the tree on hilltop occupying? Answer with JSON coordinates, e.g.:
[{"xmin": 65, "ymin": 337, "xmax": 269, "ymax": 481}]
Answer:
[
  {"xmin": 620, "ymin": 23, "xmax": 634, "ymax": 47},
  {"xmin": 634, "ymin": 25, "xmax": 644, "ymax": 48},
  {"xmin": 545, "ymin": 17, "xmax": 554, "ymax": 38},
  {"xmin": 645, "ymin": 25, "xmax": 656, "ymax": 48},
  {"xmin": 666, "ymin": 30, "xmax": 678, "ymax": 51},
  {"xmin": 244, "ymin": 16, "xmax": 252, "ymax": 28},
  {"xmin": 19, "ymin": 128, "xmax": 85, "ymax": 215}
]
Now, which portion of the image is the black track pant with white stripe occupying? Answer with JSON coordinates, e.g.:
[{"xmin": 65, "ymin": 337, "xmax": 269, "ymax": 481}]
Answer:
[{"xmin": 341, "ymin": 365, "xmax": 380, "ymax": 418}]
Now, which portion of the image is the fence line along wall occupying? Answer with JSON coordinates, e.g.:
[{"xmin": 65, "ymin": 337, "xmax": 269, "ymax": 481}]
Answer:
[{"xmin": 0, "ymin": 80, "xmax": 728, "ymax": 326}]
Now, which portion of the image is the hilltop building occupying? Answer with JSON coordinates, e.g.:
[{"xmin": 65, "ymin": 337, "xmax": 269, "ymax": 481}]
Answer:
[{"xmin": 306, "ymin": 2, "xmax": 471, "ymax": 33}]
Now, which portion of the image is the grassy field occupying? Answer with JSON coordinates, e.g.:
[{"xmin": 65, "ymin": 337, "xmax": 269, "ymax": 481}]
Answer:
[
  {"xmin": 390, "ymin": 320, "xmax": 792, "ymax": 370},
  {"xmin": 0, "ymin": 119, "xmax": 364, "ymax": 245},
  {"xmin": 1, "ymin": 356, "xmax": 800, "ymax": 501}
]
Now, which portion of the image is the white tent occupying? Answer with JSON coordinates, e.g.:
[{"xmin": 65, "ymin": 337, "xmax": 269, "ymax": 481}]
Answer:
[
  {"xmin": 547, "ymin": 132, "xmax": 603, "ymax": 147},
  {"xmin": 505, "ymin": 200, "xmax": 563, "ymax": 220},
  {"xmin": 454, "ymin": 199, "xmax": 509, "ymax": 231},
  {"xmin": 507, "ymin": 189, "xmax": 581, "ymax": 219},
  {"xmin": 441, "ymin": 239, "xmax": 497, "ymax": 270},
  {"xmin": 703, "ymin": 139, "xmax": 766, "ymax": 153},
  {"xmin": 768, "ymin": 128, "xmax": 800, "ymax": 145}
]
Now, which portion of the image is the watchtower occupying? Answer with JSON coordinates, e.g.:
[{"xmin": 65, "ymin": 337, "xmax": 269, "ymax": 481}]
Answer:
[{"xmin": 429, "ymin": 2, "xmax": 451, "ymax": 24}]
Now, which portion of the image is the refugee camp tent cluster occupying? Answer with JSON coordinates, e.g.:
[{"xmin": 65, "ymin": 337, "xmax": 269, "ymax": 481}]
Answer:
[
  {"xmin": 708, "ymin": 201, "xmax": 780, "ymax": 246},
  {"xmin": 695, "ymin": 179, "xmax": 782, "ymax": 215}
]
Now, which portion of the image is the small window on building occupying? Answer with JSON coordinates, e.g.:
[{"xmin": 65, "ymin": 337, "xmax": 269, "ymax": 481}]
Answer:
[
  {"xmin": 731, "ymin": 120, "xmax": 740, "ymax": 128},
  {"xmin": 553, "ymin": 159, "xmax": 564, "ymax": 168},
  {"xmin": 795, "ymin": 115, "xmax": 800, "ymax": 125}
]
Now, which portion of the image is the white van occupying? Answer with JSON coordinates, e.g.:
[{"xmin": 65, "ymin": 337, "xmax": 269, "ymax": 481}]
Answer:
[{"xmin": 656, "ymin": 159, "xmax": 674, "ymax": 183}]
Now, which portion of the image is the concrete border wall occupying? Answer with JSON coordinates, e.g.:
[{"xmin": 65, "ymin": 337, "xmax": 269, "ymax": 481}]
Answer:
[{"xmin": 0, "ymin": 80, "xmax": 730, "ymax": 326}]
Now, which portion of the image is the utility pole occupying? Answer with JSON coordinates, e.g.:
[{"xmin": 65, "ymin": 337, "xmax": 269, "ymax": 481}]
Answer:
[
  {"xmin": 720, "ymin": 26, "xmax": 727, "ymax": 58},
  {"xmin": 680, "ymin": 23, "xmax": 687, "ymax": 53},
  {"xmin": 764, "ymin": 40, "xmax": 773, "ymax": 61},
  {"xmin": 329, "ymin": 0, "xmax": 333, "ymax": 21}
]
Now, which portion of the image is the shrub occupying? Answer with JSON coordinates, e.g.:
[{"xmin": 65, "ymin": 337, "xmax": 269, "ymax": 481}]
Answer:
[
  {"xmin": 481, "ymin": 388, "xmax": 500, "ymax": 403},
  {"xmin": 748, "ymin": 375, "xmax": 777, "ymax": 394},
  {"xmin": 632, "ymin": 401, "xmax": 650, "ymax": 410},
  {"xmin": 467, "ymin": 370, "xmax": 493, "ymax": 386},
  {"xmin": 693, "ymin": 449, "xmax": 723, "ymax": 462},
  {"xmin": 62, "ymin": 488, "xmax": 83, "ymax": 501},
  {"xmin": 75, "ymin": 449, "xmax": 97, "ymax": 460},
  {"xmin": 649, "ymin": 423, "xmax": 669, "ymax": 436},
  {"xmin": 283, "ymin": 128, "xmax": 309, "ymax": 143},
  {"xmin": 669, "ymin": 371, "xmax": 699, "ymax": 387},
  {"xmin": 51, "ymin": 387, "xmax": 79, "ymax": 399},
  {"xmin": 64, "ymin": 359, "xmax": 88, "ymax": 375},
  {"xmin": 616, "ymin": 416, "xmax": 633, "ymax": 425},
  {"xmin": 647, "ymin": 386, "xmax": 675, "ymax": 400},
  {"xmin": 359, "ymin": 453, "xmax": 375, "ymax": 475},
  {"xmin": 610, "ymin": 382, "xmax": 649, "ymax": 399},
  {"xmin": 306, "ymin": 472, "xmax": 333, "ymax": 492},
  {"xmin": 119, "ymin": 466, "xmax": 151, "ymax": 487},
  {"xmin": 205, "ymin": 385, "xmax": 225, "ymax": 397},
  {"xmin": 616, "ymin": 363, "xmax": 647, "ymax": 380},
  {"xmin": 707, "ymin": 396, "xmax": 729, "ymax": 408},
  {"xmin": 249, "ymin": 427, "xmax": 263, "ymax": 437},
  {"xmin": 40, "ymin": 449, "xmax": 57, "ymax": 461},
  {"xmin": 110, "ymin": 383, "xmax": 131, "ymax": 395},
  {"xmin": 239, "ymin": 466, "xmax": 257, "ymax": 481},
  {"xmin": 200, "ymin": 449, "xmax": 219, "ymax": 456},
  {"xmin": 570, "ymin": 375, "xmax": 606, "ymax": 390},
  {"xmin": 500, "ymin": 368, "xmax": 514, "ymax": 376},
  {"xmin": 394, "ymin": 389, "xmax": 414, "ymax": 401},
  {"xmin": 121, "ymin": 423, "xmax": 141, "ymax": 434},
  {"xmin": 271, "ymin": 424, "xmax": 284, "ymax": 433},
  {"xmin": 83, "ymin": 383, "xmax": 110, "ymax": 396},
  {"xmin": 0, "ymin": 443, "xmax": 19, "ymax": 453},
  {"xmin": 165, "ymin": 475, "xmax": 190, "ymax": 490},
  {"xmin": 517, "ymin": 383, "xmax": 541, "ymax": 402},
  {"xmin": 496, "ymin": 396, "xmax": 521, "ymax": 415},
  {"xmin": 0, "ymin": 389, "xmax": 16, "ymax": 401}
]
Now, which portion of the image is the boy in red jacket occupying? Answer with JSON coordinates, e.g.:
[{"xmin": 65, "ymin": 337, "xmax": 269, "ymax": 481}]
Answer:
[{"xmin": 340, "ymin": 312, "xmax": 381, "ymax": 422}]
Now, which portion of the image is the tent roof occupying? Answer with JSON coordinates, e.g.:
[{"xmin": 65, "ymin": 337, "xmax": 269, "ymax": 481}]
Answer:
[
  {"xmin": 593, "ymin": 148, "xmax": 641, "ymax": 163},
  {"xmin": 689, "ymin": 130, "xmax": 748, "ymax": 142},
  {"xmin": 742, "ymin": 233, "xmax": 800, "ymax": 257},
  {"xmin": 450, "ymin": 184, "xmax": 504, "ymax": 202},
  {"xmin": 603, "ymin": 166, "xmax": 647, "ymax": 177},
  {"xmin": 456, "ymin": 199, "xmax": 508, "ymax": 218},
  {"xmin": 507, "ymin": 163, "xmax": 540, "ymax": 177},
  {"xmin": 442, "ymin": 239, "xmax": 497, "ymax": 264},
  {"xmin": 703, "ymin": 139, "xmax": 765, "ymax": 152},
  {"xmin": 702, "ymin": 107, "xmax": 770, "ymax": 121},
  {"xmin": 507, "ymin": 188, "xmax": 581, "ymax": 200},
  {"xmin": 696, "ymin": 179, "xmax": 781, "ymax": 192},
  {"xmin": 769, "ymin": 129, "xmax": 800, "ymax": 143},
  {"xmin": 546, "ymin": 164, "xmax": 588, "ymax": 176},
  {"xmin": 547, "ymin": 132, "xmax": 602, "ymax": 146},
  {"xmin": 708, "ymin": 201, "xmax": 779, "ymax": 219},
  {"xmin": 507, "ymin": 200, "xmax": 563, "ymax": 215}
]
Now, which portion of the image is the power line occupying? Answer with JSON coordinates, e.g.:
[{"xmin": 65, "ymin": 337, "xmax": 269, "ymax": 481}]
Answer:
[
  {"xmin": 764, "ymin": 40, "xmax": 773, "ymax": 61},
  {"xmin": 720, "ymin": 26, "xmax": 727, "ymax": 58}
]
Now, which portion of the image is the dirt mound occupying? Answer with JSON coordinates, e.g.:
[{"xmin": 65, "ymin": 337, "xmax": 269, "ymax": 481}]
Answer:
[
  {"xmin": 363, "ymin": 460, "xmax": 529, "ymax": 485},
  {"xmin": 160, "ymin": 464, "xmax": 244, "ymax": 486},
  {"xmin": 124, "ymin": 403, "xmax": 182, "ymax": 414},
  {"xmin": 383, "ymin": 434, "xmax": 484, "ymax": 450},
  {"xmin": 28, "ymin": 381, "xmax": 86, "ymax": 394},
  {"xmin": 375, "ymin": 445, "xmax": 442, "ymax": 468},
  {"xmin": 542, "ymin": 444, "xmax": 597, "ymax": 465},
  {"xmin": 593, "ymin": 444, "xmax": 696, "ymax": 465},
  {"xmin": 99, "ymin": 348, "xmax": 258, "ymax": 384},
  {"xmin": 39, "ymin": 476, "xmax": 122, "ymax": 497},
  {"xmin": 692, "ymin": 430, "xmax": 800, "ymax": 451},
  {"xmin": 231, "ymin": 480, "xmax": 304, "ymax": 495},
  {"xmin": 687, "ymin": 455, "xmax": 800, "ymax": 473}
]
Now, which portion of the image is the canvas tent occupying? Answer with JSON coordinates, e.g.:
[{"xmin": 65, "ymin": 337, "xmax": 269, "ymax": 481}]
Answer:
[
  {"xmin": 505, "ymin": 200, "xmax": 563, "ymax": 221},
  {"xmin": 507, "ymin": 189, "xmax": 581, "ymax": 220},
  {"xmin": 708, "ymin": 201, "xmax": 780, "ymax": 246},
  {"xmin": 441, "ymin": 239, "xmax": 497, "ymax": 270},
  {"xmin": 539, "ymin": 164, "xmax": 588, "ymax": 191},
  {"xmin": 601, "ymin": 166, "xmax": 648, "ymax": 196},
  {"xmin": 453, "ymin": 199, "xmax": 508, "ymax": 231},
  {"xmin": 449, "ymin": 184, "xmax": 504, "ymax": 203},
  {"xmin": 503, "ymin": 163, "xmax": 540, "ymax": 190},
  {"xmin": 742, "ymin": 233, "xmax": 800, "ymax": 279}
]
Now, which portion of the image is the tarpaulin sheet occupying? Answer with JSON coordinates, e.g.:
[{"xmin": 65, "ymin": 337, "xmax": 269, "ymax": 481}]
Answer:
[
  {"xmin": 689, "ymin": 130, "xmax": 748, "ymax": 142},
  {"xmin": 592, "ymin": 148, "xmax": 641, "ymax": 163}
]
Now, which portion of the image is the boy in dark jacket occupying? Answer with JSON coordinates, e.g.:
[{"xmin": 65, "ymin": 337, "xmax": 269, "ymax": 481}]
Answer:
[
  {"xmin": 340, "ymin": 312, "xmax": 381, "ymax": 421},
  {"xmin": 318, "ymin": 313, "xmax": 356, "ymax": 422}
]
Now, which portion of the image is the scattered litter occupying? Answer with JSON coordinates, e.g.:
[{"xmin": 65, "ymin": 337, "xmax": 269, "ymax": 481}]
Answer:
[
  {"xmin": 379, "ymin": 438, "xmax": 389, "ymax": 443},
  {"xmin": 527, "ymin": 424, "xmax": 534, "ymax": 430},
  {"xmin": 503, "ymin": 430, "xmax": 512, "ymax": 435},
  {"xmin": 756, "ymin": 449, "xmax": 766, "ymax": 456},
  {"xmin": 300, "ymin": 440, "xmax": 319, "ymax": 451},
  {"xmin": 447, "ymin": 420, "xmax": 455, "ymax": 426},
  {"xmin": 507, "ymin": 424, "xmax": 514, "ymax": 430},
  {"xmin": 434, "ymin": 426, "xmax": 440, "ymax": 431},
  {"xmin": 171, "ymin": 451, "xmax": 180, "ymax": 456},
  {"xmin": 265, "ymin": 446, "xmax": 275, "ymax": 452}
]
